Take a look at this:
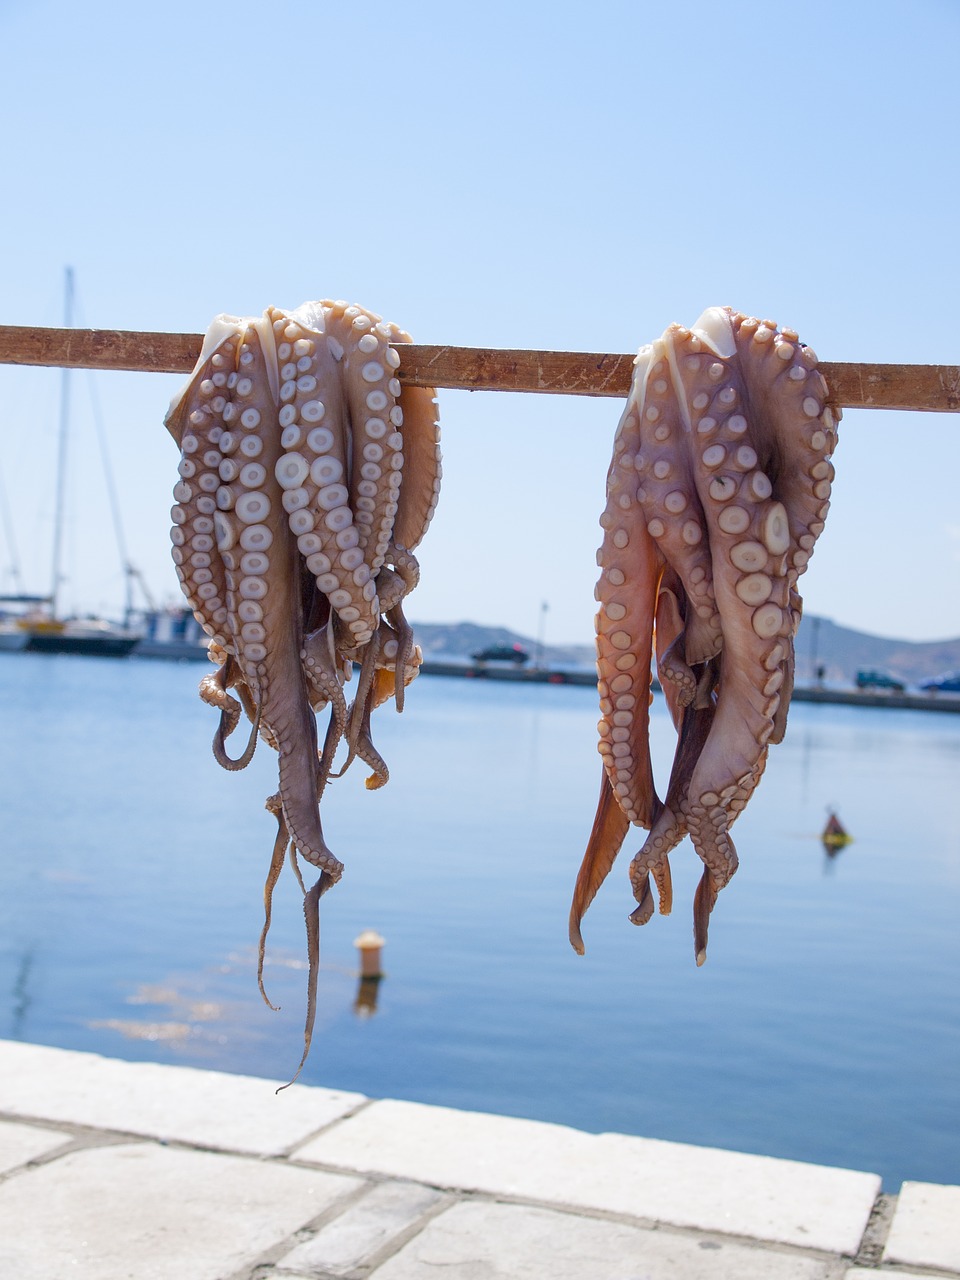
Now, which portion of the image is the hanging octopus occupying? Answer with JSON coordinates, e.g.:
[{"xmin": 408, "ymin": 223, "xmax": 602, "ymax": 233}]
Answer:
[
  {"xmin": 164, "ymin": 299, "xmax": 441, "ymax": 1078},
  {"xmin": 570, "ymin": 307, "xmax": 838, "ymax": 963}
]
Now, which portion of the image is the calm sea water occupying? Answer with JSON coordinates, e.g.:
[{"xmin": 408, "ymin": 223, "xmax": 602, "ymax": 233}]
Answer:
[{"xmin": 1, "ymin": 651, "xmax": 958, "ymax": 1190}]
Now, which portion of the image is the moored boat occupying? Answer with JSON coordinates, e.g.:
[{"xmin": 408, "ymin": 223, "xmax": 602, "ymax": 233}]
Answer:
[
  {"xmin": 1, "ymin": 271, "xmax": 143, "ymax": 661},
  {"xmin": 21, "ymin": 615, "xmax": 139, "ymax": 657},
  {"xmin": 132, "ymin": 607, "xmax": 209, "ymax": 661}
]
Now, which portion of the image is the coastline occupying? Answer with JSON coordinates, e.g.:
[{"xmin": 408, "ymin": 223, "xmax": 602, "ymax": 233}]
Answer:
[
  {"xmin": 6, "ymin": 639, "xmax": 960, "ymax": 711},
  {"xmin": 417, "ymin": 659, "xmax": 960, "ymax": 712}
]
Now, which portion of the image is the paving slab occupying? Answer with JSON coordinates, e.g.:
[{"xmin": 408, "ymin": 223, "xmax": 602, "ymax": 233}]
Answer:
[
  {"xmin": 0, "ymin": 1038, "xmax": 365, "ymax": 1155},
  {"xmin": 364, "ymin": 1199, "xmax": 834, "ymax": 1280},
  {"xmin": 0, "ymin": 1118, "xmax": 72, "ymax": 1176},
  {"xmin": 846, "ymin": 1270, "xmax": 940, "ymax": 1279},
  {"xmin": 297, "ymin": 1097, "xmax": 880, "ymax": 1254},
  {"xmin": 0, "ymin": 1138, "xmax": 364, "ymax": 1280},
  {"xmin": 883, "ymin": 1179, "xmax": 960, "ymax": 1272},
  {"xmin": 275, "ymin": 1179, "xmax": 446, "ymax": 1275}
]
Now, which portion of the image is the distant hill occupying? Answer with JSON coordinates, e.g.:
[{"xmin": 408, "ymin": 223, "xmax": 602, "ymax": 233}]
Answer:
[
  {"xmin": 410, "ymin": 616, "xmax": 960, "ymax": 688},
  {"xmin": 410, "ymin": 620, "xmax": 595, "ymax": 671},
  {"xmin": 793, "ymin": 615, "xmax": 960, "ymax": 686}
]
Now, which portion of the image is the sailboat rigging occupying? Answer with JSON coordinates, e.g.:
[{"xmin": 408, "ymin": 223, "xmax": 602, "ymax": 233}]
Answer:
[{"xmin": 3, "ymin": 268, "xmax": 140, "ymax": 657}]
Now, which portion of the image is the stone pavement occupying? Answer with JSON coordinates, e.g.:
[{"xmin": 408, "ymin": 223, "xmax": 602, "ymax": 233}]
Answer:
[{"xmin": 0, "ymin": 1039, "xmax": 957, "ymax": 1280}]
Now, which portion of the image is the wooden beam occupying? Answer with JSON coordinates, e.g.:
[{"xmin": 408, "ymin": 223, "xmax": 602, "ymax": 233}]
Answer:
[
  {"xmin": 0, "ymin": 325, "xmax": 199, "ymax": 376},
  {"xmin": 0, "ymin": 324, "xmax": 958, "ymax": 413}
]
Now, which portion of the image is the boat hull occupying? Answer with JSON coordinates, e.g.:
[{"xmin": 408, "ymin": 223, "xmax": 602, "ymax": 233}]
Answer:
[
  {"xmin": 0, "ymin": 628, "xmax": 29, "ymax": 652},
  {"xmin": 24, "ymin": 631, "xmax": 138, "ymax": 658}
]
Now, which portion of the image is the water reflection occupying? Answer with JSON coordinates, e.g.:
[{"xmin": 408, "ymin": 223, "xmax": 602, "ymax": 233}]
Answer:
[
  {"xmin": 87, "ymin": 969, "xmax": 242, "ymax": 1050},
  {"xmin": 354, "ymin": 976, "xmax": 383, "ymax": 1018},
  {"xmin": 9, "ymin": 947, "xmax": 35, "ymax": 1039}
]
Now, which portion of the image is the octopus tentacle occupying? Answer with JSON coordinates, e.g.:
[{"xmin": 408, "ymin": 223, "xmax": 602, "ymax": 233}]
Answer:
[
  {"xmin": 627, "ymin": 583, "xmax": 690, "ymax": 915},
  {"xmin": 257, "ymin": 803, "xmax": 288, "ymax": 1012},
  {"xmin": 271, "ymin": 670, "xmax": 343, "ymax": 880},
  {"xmin": 276, "ymin": 868, "xmax": 335, "ymax": 1093},
  {"xmin": 375, "ymin": 544, "xmax": 419, "ymax": 706},
  {"xmin": 569, "ymin": 769, "xmax": 631, "ymax": 955},
  {"xmin": 368, "ymin": 637, "xmax": 421, "ymax": 711},
  {"xmin": 692, "ymin": 866, "xmax": 721, "ymax": 967},
  {"xmin": 349, "ymin": 631, "xmax": 423, "ymax": 793},
  {"xmin": 630, "ymin": 341, "xmax": 723, "ymax": 667},
  {"xmin": 201, "ymin": 650, "xmax": 260, "ymax": 769},
  {"xmin": 269, "ymin": 306, "xmax": 380, "ymax": 648},
  {"xmin": 352, "ymin": 691, "xmax": 391, "ymax": 791},
  {"xmin": 594, "ymin": 397, "xmax": 663, "ymax": 830},
  {"xmin": 332, "ymin": 630, "xmax": 382, "ymax": 779},
  {"xmin": 770, "ymin": 587, "xmax": 801, "ymax": 745},
  {"xmin": 213, "ymin": 695, "xmax": 261, "ymax": 772},
  {"xmin": 316, "ymin": 704, "xmax": 344, "ymax": 805},
  {"xmin": 654, "ymin": 581, "xmax": 696, "ymax": 719},
  {"xmin": 379, "ymin": 541, "xmax": 422, "ymax": 609},
  {"xmin": 301, "ymin": 624, "xmax": 348, "ymax": 730},
  {"xmin": 386, "ymin": 329, "xmax": 442, "ymax": 554},
  {"xmin": 570, "ymin": 386, "xmax": 667, "ymax": 953},
  {"xmin": 385, "ymin": 598, "xmax": 414, "ymax": 712},
  {"xmin": 732, "ymin": 315, "xmax": 839, "ymax": 574},
  {"xmin": 323, "ymin": 301, "xmax": 404, "ymax": 587},
  {"xmin": 169, "ymin": 331, "xmax": 239, "ymax": 646},
  {"xmin": 629, "ymin": 660, "xmax": 718, "ymax": 924},
  {"xmin": 198, "ymin": 666, "xmax": 241, "ymax": 740}
]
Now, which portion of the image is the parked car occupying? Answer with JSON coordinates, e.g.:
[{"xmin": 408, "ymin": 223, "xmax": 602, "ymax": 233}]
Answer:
[
  {"xmin": 855, "ymin": 669, "xmax": 906, "ymax": 693},
  {"xmin": 471, "ymin": 643, "xmax": 530, "ymax": 665},
  {"xmin": 918, "ymin": 671, "xmax": 960, "ymax": 694}
]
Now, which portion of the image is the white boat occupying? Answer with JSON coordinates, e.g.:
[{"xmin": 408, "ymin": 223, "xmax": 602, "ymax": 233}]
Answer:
[
  {"xmin": 0, "ymin": 622, "xmax": 28, "ymax": 652},
  {"xmin": 132, "ymin": 607, "xmax": 209, "ymax": 661},
  {"xmin": 0, "ymin": 594, "xmax": 49, "ymax": 653}
]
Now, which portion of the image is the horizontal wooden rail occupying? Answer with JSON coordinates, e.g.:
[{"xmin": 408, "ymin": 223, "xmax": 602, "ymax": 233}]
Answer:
[{"xmin": 0, "ymin": 324, "xmax": 958, "ymax": 412}]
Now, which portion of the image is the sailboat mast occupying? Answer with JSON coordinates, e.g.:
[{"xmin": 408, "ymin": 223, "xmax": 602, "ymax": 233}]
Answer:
[
  {"xmin": 0, "ymin": 460, "xmax": 25, "ymax": 594},
  {"xmin": 49, "ymin": 266, "xmax": 74, "ymax": 617}
]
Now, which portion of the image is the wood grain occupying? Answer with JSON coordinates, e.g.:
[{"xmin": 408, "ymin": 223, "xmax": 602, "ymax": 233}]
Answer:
[{"xmin": 0, "ymin": 325, "xmax": 957, "ymax": 413}]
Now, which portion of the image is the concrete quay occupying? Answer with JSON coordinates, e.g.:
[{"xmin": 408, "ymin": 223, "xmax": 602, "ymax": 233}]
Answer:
[{"xmin": 1, "ymin": 1038, "xmax": 957, "ymax": 1280}]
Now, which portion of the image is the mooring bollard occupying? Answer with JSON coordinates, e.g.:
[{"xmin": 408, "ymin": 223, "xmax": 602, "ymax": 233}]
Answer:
[
  {"xmin": 353, "ymin": 930, "xmax": 386, "ymax": 1017},
  {"xmin": 354, "ymin": 929, "xmax": 385, "ymax": 979}
]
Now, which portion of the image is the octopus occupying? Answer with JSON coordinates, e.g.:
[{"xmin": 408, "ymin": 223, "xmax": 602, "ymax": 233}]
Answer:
[
  {"xmin": 570, "ymin": 307, "xmax": 839, "ymax": 964},
  {"xmin": 164, "ymin": 299, "xmax": 441, "ymax": 1078}
]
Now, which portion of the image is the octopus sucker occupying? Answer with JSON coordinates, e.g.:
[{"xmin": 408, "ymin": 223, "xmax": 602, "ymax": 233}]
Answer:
[
  {"xmin": 571, "ymin": 307, "xmax": 838, "ymax": 962},
  {"xmin": 166, "ymin": 299, "xmax": 440, "ymax": 1075}
]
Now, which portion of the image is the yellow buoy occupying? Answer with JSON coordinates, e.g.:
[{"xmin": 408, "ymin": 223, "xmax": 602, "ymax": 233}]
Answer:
[{"xmin": 821, "ymin": 811, "xmax": 853, "ymax": 850}]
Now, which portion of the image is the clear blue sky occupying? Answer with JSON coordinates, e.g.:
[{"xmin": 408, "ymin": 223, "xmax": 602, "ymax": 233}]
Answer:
[{"xmin": 1, "ymin": 0, "xmax": 958, "ymax": 644}]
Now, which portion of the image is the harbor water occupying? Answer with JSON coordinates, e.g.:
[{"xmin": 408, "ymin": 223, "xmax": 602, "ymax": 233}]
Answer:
[{"xmin": 1, "ymin": 650, "xmax": 958, "ymax": 1191}]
